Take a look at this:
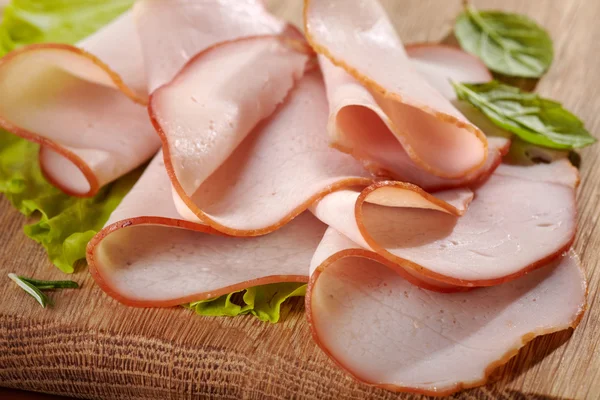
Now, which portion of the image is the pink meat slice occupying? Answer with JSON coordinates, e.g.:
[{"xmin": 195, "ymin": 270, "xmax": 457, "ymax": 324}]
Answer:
[
  {"xmin": 317, "ymin": 43, "xmax": 510, "ymax": 191},
  {"xmin": 154, "ymin": 68, "xmax": 377, "ymax": 235},
  {"xmin": 312, "ymin": 159, "xmax": 578, "ymax": 287},
  {"xmin": 0, "ymin": 12, "xmax": 158, "ymax": 197},
  {"xmin": 88, "ymin": 153, "xmax": 326, "ymax": 307},
  {"xmin": 307, "ymin": 230, "xmax": 587, "ymax": 396},
  {"xmin": 133, "ymin": 0, "xmax": 289, "ymax": 93},
  {"xmin": 304, "ymin": 0, "xmax": 488, "ymax": 179}
]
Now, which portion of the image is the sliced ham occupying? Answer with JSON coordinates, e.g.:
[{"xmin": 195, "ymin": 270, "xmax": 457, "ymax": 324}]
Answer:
[
  {"xmin": 91, "ymin": 67, "xmax": 490, "ymax": 303},
  {"xmin": 0, "ymin": 0, "xmax": 293, "ymax": 197},
  {"xmin": 149, "ymin": 35, "xmax": 312, "ymax": 225},
  {"xmin": 312, "ymin": 159, "xmax": 578, "ymax": 287},
  {"xmin": 315, "ymin": 42, "xmax": 507, "ymax": 190},
  {"xmin": 0, "ymin": 0, "xmax": 587, "ymax": 396},
  {"xmin": 318, "ymin": 42, "xmax": 512, "ymax": 190},
  {"xmin": 304, "ymin": 0, "xmax": 488, "ymax": 180},
  {"xmin": 0, "ymin": 12, "xmax": 159, "ymax": 196},
  {"xmin": 307, "ymin": 233, "xmax": 586, "ymax": 396},
  {"xmin": 88, "ymin": 153, "xmax": 326, "ymax": 307},
  {"xmin": 133, "ymin": 0, "xmax": 289, "ymax": 93}
]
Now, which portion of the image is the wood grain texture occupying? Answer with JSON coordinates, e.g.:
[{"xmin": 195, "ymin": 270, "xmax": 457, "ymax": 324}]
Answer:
[{"xmin": 1, "ymin": 0, "xmax": 599, "ymax": 399}]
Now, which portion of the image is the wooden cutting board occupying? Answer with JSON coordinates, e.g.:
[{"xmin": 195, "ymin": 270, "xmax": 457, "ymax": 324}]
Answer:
[{"xmin": 2, "ymin": 0, "xmax": 600, "ymax": 399}]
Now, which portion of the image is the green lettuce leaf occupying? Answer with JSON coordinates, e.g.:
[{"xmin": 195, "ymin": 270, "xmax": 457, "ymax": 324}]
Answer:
[
  {"xmin": 187, "ymin": 283, "xmax": 307, "ymax": 323},
  {"xmin": 0, "ymin": 0, "xmax": 134, "ymax": 56},
  {"xmin": 455, "ymin": 5, "xmax": 553, "ymax": 78},
  {"xmin": 453, "ymin": 80, "xmax": 596, "ymax": 149}
]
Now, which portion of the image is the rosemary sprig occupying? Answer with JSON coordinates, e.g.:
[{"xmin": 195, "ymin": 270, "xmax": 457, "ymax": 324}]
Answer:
[
  {"xmin": 8, "ymin": 273, "xmax": 79, "ymax": 308},
  {"xmin": 18, "ymin": 276, "xmax": 79, "ymax": 290}
]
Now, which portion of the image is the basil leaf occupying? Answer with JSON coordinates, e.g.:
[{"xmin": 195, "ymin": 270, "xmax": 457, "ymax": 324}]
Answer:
[
  {"xmin": 452, "ymin": 81, "xmax": 596, "ymax": 149},
  {"xmin": 455, "ymin": 5, "xmax": 553, "ymax": 77}
]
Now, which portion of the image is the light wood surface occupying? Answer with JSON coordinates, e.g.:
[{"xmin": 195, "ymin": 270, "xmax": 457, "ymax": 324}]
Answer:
[{"xmin": 1, "ymin": 0, "xmax": 600, "ymax": 399}]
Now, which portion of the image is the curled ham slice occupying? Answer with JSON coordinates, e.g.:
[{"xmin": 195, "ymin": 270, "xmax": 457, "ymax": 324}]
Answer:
[
  {"xmin": 307, "ymin": 232, "xmax": 586, "ymax": 396},
  {"xmin": 304, "ymin": 0, "xmax": 488, "ymax": 180},
  {"xmin": 88, "ymin": 153, "xmax": 326, "ymax": 307},
  {"xmin": 149, "ymin": 36, "xmax": 313, "ymax": 229},
  {"xmin": 316, "ymin": 42, "xmax": 510, "ymax": 191},
  {"xmin": 312, "ymin": 159, "xmax": 578, "ymax": 286},
  {"xmin": 0, "ymin": 12, "xmax": 158, "ymax": 196}
]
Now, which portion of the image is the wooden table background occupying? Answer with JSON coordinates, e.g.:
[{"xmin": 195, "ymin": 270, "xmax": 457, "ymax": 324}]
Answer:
[{"xmin": 1, "ymin": 0, "xmax": 600, "ymax": 399}]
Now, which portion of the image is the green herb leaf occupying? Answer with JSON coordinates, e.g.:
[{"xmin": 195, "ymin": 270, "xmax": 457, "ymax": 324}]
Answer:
[
  {"xmin": 452, "ymin": 80, "xmax": 596, "ymax": 149},
  {"xmin": 187, "ymin": 283, "xmax": 307, "ymax": 323},
  {"xmin": 18, "ymin": 276, "xmax": 79, "ymax": 290},
  {"xmin": 455, "ymin": 5, "xmax": 553, "ymax": 78},
  {"xmin": 8, "ymin": 273, "xmax": 52, "ymax": 307}
]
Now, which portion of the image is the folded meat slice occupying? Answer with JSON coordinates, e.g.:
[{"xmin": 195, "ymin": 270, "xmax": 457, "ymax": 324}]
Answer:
[
  {"xmin": 317, "ymin": 42, "xmax": 508, "ymax": 190},
  {"xmin": 88, "ymin": 152, "xmax": 327, "ymax": 307},
  {"xmin": 133, "ymin": 0, "xmax": 289, "ymax": 93},
  {"xmin": 304, "ymin": 0, "xmax": 487, "ymax": 179},
  {"xmin": 312, "ymin": 159, "xmax": 579, "ymax": 287},
  {"xmin": 0, "ymin": 12, "xmax": 159, "ymax": 196},
  {"xmin": 307, "ymin": 232, "xmax": 587, "ymax": 396},
  {"xmin": 150, "ymin": 58, "xmax": 380, "ymax": 236}
]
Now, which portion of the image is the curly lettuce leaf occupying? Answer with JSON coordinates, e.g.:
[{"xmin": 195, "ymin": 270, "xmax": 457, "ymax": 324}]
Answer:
[
  {"xmin": 187, "ymin": 283, "xmax": 307, "ymax": 323},
  {"xmin": 0, "ymin": 0, "xmax": 133, "ymax": 56}
]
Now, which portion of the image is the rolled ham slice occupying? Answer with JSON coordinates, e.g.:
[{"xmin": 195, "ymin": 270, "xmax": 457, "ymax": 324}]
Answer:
[
  {"xmin": 304, "ymin": 0, "xmax": 488, "ymax": 180},
  {"xmin": 312, "ymin": 159, "xmax": 579, "ymax": 287},
  {"xmin": 0, "ymin": 12, "xmax": 159, "ymax": 197},
  {"xmin": 307, "ymin": 232, "xmax": 587, "ymax": 396}
]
